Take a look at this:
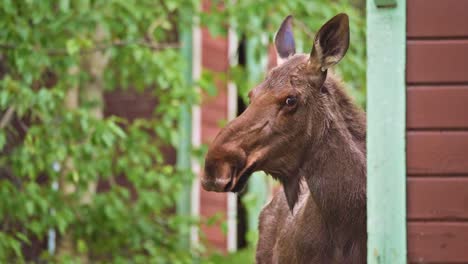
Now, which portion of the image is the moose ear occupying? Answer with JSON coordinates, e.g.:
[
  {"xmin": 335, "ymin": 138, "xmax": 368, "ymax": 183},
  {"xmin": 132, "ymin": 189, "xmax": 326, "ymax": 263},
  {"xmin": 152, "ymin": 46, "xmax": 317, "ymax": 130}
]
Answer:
[
  {"xmin": 275, "ymin": 15, "xmax": 296, "ymax": 66},
  {"xmin": 310, "ymin": 13, "xmax": 349, "ymax": 72}
]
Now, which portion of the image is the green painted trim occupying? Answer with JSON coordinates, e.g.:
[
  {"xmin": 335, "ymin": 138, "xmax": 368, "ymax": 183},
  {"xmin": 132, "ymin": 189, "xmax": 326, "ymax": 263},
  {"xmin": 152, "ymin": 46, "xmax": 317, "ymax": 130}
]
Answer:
[
  {"xmin": 367, "ymin": 0, "xmax": 406, "ymax": 263},
  {"xmin": 177, "ymin": 6, "xmax": 193, "ymax": 249}
]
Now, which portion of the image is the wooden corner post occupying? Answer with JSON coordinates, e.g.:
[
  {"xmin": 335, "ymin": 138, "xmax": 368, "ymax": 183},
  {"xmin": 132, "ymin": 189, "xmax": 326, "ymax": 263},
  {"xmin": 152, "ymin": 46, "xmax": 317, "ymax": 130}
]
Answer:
[
  {"xmin": 177, "ymin": 5, "xmax": 194, "ymax": 250},
  {"xmin": 367, "ymin": 0, "xmax": 407, "ymax": 263}
]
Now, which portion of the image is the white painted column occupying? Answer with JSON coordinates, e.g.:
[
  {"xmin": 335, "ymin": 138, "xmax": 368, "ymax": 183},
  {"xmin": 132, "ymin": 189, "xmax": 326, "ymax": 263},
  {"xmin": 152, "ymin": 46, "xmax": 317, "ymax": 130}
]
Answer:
[
  {"xmin": 190, "ymin": 22, "xmax": 202, "ymax": 247},
  {"xmin": 226, "ymin": 27, "xmax": 239, "ymax": 253}
]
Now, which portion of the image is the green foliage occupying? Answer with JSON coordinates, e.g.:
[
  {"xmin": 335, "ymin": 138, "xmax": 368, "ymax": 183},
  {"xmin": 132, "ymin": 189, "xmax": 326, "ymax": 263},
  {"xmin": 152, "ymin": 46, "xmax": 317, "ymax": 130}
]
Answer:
[
  {"xmin": 205, "ymin": 0, "xmax": 366, "ymax": 106},
  {"xmin": 0, "ymin": 0, "xmax": 365, "ymax": 262},
  {"xmin": 0, "ymin": 0, "xmax": 199, "ymax": 262},
  {"xmin": 202, "ymin": 247, "xmax": 255, "ymax": 264}
]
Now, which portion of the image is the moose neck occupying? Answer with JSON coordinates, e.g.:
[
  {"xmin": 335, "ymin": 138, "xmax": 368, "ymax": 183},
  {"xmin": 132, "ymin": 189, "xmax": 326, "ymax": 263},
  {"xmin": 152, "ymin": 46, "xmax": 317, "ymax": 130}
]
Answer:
[{"xmin": 304, "ymin": 76, "xmax": 366, "ymax": 235}]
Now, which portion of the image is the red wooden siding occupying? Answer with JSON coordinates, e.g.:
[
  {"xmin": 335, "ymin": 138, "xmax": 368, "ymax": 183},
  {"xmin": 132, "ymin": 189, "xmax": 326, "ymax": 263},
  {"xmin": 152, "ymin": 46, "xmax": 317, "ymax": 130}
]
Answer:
[
  {"xmin": 407, "ymin": 86, "xmax": 468, "ymax": 129},
  {"xmin": 407, "ymin": 0, "xmax": 468, "ymax": 38},
  {"xmin": 407, "ymin": 132, "xmax": 468, "ymax": 175},
  {"xmin": 407, "ymin": 177, "xmax": 468, "ymax": 220},
  {"xmin": 408, "ymin": 223, "xmax": 468, "ymax": 263},
  {"xmin": 406, "ymin": 1, "xmax": 468, "ymax": 262},
  {"xmin": 407, "ymin": 40, "xmax": 468, "ymax": 84},
  {"xmin": 199, "ymin": 27, "xmax": 229, "ymax": 252}
]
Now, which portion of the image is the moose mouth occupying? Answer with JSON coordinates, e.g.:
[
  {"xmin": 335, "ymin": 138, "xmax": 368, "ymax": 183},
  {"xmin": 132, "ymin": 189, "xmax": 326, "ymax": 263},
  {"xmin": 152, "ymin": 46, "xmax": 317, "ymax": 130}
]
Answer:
[{"xmin": 224, "ymin": 163, "xmax": 257, "ymax": 192}]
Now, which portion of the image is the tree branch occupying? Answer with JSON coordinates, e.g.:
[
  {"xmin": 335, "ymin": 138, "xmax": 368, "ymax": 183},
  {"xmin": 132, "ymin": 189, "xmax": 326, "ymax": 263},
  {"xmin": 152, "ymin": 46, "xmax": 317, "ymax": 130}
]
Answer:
[{"xmin": 0, "ymin": 107, "xmax": 15, "ymax": 129}]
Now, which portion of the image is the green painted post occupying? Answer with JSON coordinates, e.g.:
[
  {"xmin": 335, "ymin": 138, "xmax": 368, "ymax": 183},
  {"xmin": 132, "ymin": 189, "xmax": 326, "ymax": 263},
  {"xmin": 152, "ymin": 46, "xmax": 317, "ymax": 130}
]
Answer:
[
  {"xmin": 177, "ymin": 6, "xmax": 193, "ymax": 249},
  {"xmin": 367, "ymin": 0, "xmax": 406, "ymax": 263}
]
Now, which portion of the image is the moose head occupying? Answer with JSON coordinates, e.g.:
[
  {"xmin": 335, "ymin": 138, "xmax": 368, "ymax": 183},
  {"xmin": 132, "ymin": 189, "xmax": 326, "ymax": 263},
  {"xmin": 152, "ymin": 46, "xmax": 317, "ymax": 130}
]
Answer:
[{"xmin": 202, "ymin": 14, "xmax": 351, "ymax": 209}]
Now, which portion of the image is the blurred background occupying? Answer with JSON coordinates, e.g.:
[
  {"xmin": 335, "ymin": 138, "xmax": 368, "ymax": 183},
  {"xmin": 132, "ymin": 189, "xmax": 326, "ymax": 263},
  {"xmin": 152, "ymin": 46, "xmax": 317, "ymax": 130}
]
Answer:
[{"xmin": 0, "ymin": 0, "xmax": 365, "ymax": 263}]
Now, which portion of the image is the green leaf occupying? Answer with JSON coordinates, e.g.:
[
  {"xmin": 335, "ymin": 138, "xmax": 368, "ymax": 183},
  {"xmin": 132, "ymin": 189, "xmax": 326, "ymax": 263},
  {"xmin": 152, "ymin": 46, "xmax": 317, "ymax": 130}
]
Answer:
[
  {"xmin": 25, "ymin": 201, "xmax": 35, "ymax": 216},
  {"xmin": 0, "ymin": 131, "xmax": 6, "ymax": 150},
  {"xmin": 66, "ymin": 39, "xmax": 80, "ymax": 55},
  {"xmin": 108, "ymin": 122, "xmax": 126, "ymax": 139},
  {"xmin": 59, "ymin": 0, "xmax": 70, "ymax": 12},
  {"xmin": 15, "ymin": 232, "xmax": 31, "ymax": 245},
  {"xmin": 77, "ymin": 239, "xmax": 88, "ymax": 253}
]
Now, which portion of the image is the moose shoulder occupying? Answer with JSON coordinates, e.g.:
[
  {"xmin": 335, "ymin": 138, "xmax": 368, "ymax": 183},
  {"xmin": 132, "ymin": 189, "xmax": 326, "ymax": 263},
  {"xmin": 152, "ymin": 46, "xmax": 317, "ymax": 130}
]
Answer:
[{"xmin": 202, "ymin": 13, "xmax": 366, "ymax": 264}]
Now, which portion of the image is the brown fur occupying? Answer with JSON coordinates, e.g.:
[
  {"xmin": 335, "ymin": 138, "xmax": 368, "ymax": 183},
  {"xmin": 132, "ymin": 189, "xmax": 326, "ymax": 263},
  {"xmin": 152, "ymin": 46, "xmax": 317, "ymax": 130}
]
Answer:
[
  {"xmin": 256, "ymin": 59, "xmax": 366, "ymax": 263},
  {"xmin": 202, "ymin": 14, "xmax": 366, "ymax": 264}
]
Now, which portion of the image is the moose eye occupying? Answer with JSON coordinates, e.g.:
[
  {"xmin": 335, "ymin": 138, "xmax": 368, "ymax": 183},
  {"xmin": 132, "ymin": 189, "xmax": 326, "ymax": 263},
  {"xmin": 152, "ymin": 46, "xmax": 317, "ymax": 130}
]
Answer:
[{"xmin": 285, "ymin": 96, "xmax": 297, "ymax": 107}]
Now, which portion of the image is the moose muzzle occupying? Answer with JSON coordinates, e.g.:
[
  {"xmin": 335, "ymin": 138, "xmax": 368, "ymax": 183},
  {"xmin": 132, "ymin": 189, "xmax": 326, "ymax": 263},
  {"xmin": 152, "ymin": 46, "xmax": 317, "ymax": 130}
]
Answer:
[{"xmin": 202, "ymin": 139, "xmax": 248, "ymax": 192}]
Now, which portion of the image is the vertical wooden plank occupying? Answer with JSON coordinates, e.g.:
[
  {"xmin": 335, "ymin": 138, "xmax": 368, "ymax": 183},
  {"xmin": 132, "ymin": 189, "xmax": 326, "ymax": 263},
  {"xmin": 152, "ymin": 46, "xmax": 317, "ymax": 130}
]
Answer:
[
  {"xmin": 367, "ymin": 0, "xmax": 407, "ymax": 263},
  {"xmin": 191, "ymin": 16, "xmax": 202, "ymax": 248},
  {"xmin": 226, "ymin": 28, "xmax": 238, "ymax": 252}
]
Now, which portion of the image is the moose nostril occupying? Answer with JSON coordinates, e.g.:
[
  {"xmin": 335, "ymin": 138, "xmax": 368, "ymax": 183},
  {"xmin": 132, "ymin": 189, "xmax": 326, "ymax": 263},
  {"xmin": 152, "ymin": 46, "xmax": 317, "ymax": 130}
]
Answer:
[
  {"xmin": 201, "ymin": 178, "xmax": 215, "ymax": 191},
  {"xmin": 201, "ymin": 177, "xmax": 232, "ymax": 192}
]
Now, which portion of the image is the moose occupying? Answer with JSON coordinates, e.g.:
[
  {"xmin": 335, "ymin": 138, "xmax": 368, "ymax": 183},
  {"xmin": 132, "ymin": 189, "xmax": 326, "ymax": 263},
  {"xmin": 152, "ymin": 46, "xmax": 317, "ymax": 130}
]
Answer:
[{"xmin": 202, "ymin": 13, "xmax": 366, "ymax": 263}]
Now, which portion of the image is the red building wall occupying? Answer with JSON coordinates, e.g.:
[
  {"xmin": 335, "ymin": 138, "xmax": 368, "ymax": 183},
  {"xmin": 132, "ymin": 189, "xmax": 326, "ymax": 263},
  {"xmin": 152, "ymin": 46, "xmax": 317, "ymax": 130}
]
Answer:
[{"xmin": 406, "ymin": 0, "xmax": 468, "ymax": 262}]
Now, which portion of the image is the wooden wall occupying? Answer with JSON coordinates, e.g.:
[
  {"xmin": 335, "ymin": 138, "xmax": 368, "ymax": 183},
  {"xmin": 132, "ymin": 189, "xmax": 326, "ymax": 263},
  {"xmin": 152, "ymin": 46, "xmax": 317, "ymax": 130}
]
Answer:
[{"xmin": 406, "ymin": 0, "xmax": 468, "ymax": 262}]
